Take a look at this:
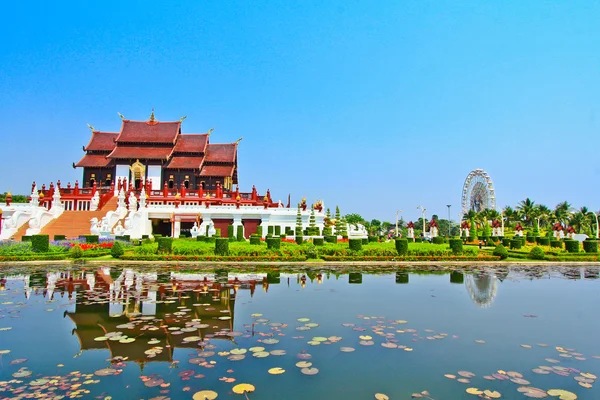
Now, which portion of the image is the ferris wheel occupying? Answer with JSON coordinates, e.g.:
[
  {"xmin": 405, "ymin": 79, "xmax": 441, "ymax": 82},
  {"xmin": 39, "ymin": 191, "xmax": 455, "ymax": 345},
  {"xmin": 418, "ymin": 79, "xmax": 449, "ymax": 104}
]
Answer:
[{"xmin": 460, "ymin": 169, "xmax": 496, "ymax": 221}]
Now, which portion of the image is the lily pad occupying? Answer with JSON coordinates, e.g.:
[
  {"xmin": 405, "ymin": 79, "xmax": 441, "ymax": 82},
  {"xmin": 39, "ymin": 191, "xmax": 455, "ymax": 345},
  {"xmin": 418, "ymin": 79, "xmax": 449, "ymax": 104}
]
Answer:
[
  {"xmin": 232, "ymin": 383, "xmax": 255, "ymax": 394},
  {"xmin": 193, "ymin": 390, "xmax": 218, "ymax": 399}
]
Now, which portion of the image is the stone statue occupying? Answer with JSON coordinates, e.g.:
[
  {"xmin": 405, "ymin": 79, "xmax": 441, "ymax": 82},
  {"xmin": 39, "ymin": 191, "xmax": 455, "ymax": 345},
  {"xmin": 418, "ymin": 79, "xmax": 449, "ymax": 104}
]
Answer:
[
  {"xmin": 278, "ymin": 200, "xmax": 284, "ymax": 208},
  {"xmin": 128, "ymin": 192, "xmax": 138, "ymax": 211},
  {"xmin": 100, "ymin": 217, "xmax": 110, "ymax": 232},
  {"xmin": 207, "ymin": 221, "xmax": 216, "ymax": 237},
  {"xmin": 90, "ymin": 218, "xmax": 101, "ymax": 235},
  {"xmin": 190, "ymin": 222, "xmax": 200, "ymax": 238},
  {"xmin": 113, "ymin": 221, "xmax": 124, "ymax": 236},
  {"xmin": 90, "ymin": 192, "xmax": 100, "ymax": 211}
]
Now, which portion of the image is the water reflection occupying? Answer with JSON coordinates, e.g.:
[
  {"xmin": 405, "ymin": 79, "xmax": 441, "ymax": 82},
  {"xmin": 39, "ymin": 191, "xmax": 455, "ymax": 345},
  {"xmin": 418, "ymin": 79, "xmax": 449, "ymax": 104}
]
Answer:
[{"xmin": 465, "ymin": 273, "xmax": 498, "ymax": 308}]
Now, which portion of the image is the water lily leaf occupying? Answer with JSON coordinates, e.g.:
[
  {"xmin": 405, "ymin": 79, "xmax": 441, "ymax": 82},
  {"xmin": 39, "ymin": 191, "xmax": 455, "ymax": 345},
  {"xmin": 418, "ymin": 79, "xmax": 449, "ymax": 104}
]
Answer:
[
  {"xmin": 268, "ymin": 367, "xmax": 285, "ymax": 375},
  {"xmin": 359, "ymin": 335, "xmax": 373, "ymax": 340},
  {"xmin": 444, "ymin": 374, "xmax": 456, "ymax": 379},
  {"xmin": 484, "ymin": 390, "xmax": 501, "ymax": 398},
  {"xmin": 249, "ymin": 347, "xmax": 265, "ymax": 352},
  {"xmin": 466, "ymin": 388, "xmax": 483, "ymax": 395},
  {"xmin": 192, "ymin": 390, "xmax": 218, "ymax": 399},
  {"xmin": 375, "ymin": 394, "xmax": 389, "ymax": 400},
  {"xmin": 0, "ymin": 349, "xmax": 10, "ymax": 354},
  {"xmin": 232, "ymin": 383, "xmax": 255, "ymax": 394},
  {"xmin": 580, "ymin": 373, "xmax": 597, "ymax": 379},
  {"xmin": 230, "ymin": 348, "xmax": 247, "ymax": 355},
  {"xmin": 301, "ymin": 367, "xmax": 319, "ymax": 375},
  {"xmin": 296, "ymin": 361, "xmax": 312, "ymax": 368},
  {"xmin": 546, "ymin": 389, "xmax": 577, "ymax": 399},
  {"xmin": 297, "ymin": 318, "xmax": 310, "ymax": 322},
  {"xmin": 340, "ymin": 347, "xmax": 355, "ymax": 352}
]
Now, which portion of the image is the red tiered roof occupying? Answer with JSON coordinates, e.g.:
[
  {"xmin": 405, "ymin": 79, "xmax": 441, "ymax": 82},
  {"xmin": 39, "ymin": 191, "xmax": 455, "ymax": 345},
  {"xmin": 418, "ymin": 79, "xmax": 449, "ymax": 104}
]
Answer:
[
  {"xmin": 173, "ymin": 134, "xmax": 208, "ymax": 153},
  {"xmin": 84, "ymin": 132, "xmax": 118, "ymax": 151},
  {"xmin": 200, "ymin": 164, "xmax": 235, "ymax": 177},
  {"xmin": 107, "ymin": 146, "xmax": 173, "ymax": 160},
  {"xmin": 75, "ymin": 154, "xmax": 111, "ymax": 168},
  {"xmin": 166, "ymin": 156, "xmax": 204, "ymax": 169},
  {"xmin": 205, "ymin": 143, "xmax": 237, "ymax": 163},
  {"xmin": 115, "ymin": 121, "xmax": 180, "ymax": 144}
]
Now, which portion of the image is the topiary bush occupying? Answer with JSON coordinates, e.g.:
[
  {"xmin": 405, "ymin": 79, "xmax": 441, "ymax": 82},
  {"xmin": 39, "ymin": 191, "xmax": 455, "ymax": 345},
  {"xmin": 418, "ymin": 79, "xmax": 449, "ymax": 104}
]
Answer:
[
  {"xmin": 432, "ymin": 236, "xmax": 445, "ymax": 245},
  {"xmin": 274, "ymin": 226, "xmax": 281, "ymax": 236},
  {"xmin": 501, "ymin": 238, "xmax": 511, "ymax": 247},
  {"xmin": 295, "ymin": 235, "xmax": 304, "ymax": 245},
  {"xmin": 31, "ymin": 235, "xmax": 49, "ymax": 252},
  {"xmin": 82, "ymin": 235, "xmax": 99, "ymax": 244},
  {"xmin": 325, "ymin": 235, "xmax": 337, "ymax": 244},
  {"xmin": 256, "ymin": 226, "xmax": 263, "ymax": 237},
  {"xmin": 583, "ymin": 239, "xmax": 598, "ymax": 253},
  {"xmin": 529, "ymin": 246, "xmax": 545, "ymax": 260},
  {"xmin": 111, "ymin": 241, "xmax": 124, "ymax": 258},
  {"xmin": 237, "ymin": 225, "xmax": 244, "ymax": 241},
  {"xmin": 493, "ymin": 244, "xmax": 509, "ymax": 260},
  {"xmin": 53, "ymin": 235, "xmax": 66, "ymax": 241},
  {"xmin": 250, "ymin": 235, "xmax": 261, "ymax": 245},
  {"xmin": 157, "ymin": 238, "xmax": 173, "ymax": 254},
  {"xmin": 526, "ymin": 234, "xmax": 535, "ymax": 243},
  {"xmin": 69, "ymin": 245, "xmax": 83, "ymax": 259},
  {"xmin": 349, "ymin": 239, "xmax": 362, "ymax": 251},
  {"xmin": 361, "ymin": 238, "xmax": 368, "ymax": 245},
  {"xmin": 368, "ymin": 235, "xmax": 377, "ymax": 242},
  {"xmin": 564, "ymin": 239, "xmax": 579, "ymax": 253},
  {"xmin": 510, "ymin": 239, "xmax": 522, "ymax": 250},
  {"xmin": 228, "ymin": 225, "xmax": 235, "ymax": 240},
  {"xmin": 266, "ymin": 237, "xmax": 281, "ymax": 250},
  {"xmin": 215, "ymin": 238, "xmax": 229, "ymax": 255},
  {"xmin": 268, "ymin": 226, "xmax": 274, "ymax": 235},
  {"xmin": 395, "ymin": 238, "xmax": 408, "ymax": 256},
  {"xmin": 550, "ymin": 240, "xmax": 563, "ymax": 249},
  {"xmin": 313, "ymin": 237, "xmax": 324, "ymax": 246},
  {"xmin": 448, "ymin": 238, "xmax": 463, "ymax": 254},
  {"xmin": 215, "ymin": 228, "xmax": 221, "ymax": 237},
  {"xmin": 22, "ymin": 236, "xmax": 32, "ymax": 242},
  {"xmin": 538, "ymin": 237, "xmax": 550, "ymax": 246}
]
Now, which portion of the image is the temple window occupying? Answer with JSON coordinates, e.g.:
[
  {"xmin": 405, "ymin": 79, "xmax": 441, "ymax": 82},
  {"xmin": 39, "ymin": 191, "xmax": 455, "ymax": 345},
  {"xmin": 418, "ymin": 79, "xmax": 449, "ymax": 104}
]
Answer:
[
  {"xmin": 89, "ymin": 173, "xmax": 96, "ymax": 187},
  {"xmin": 105, "ymin": 173, "xmax": 112, "ymax": 187},
  {"xmin": 168, "ymin": 175, "xmax": 174, "ymax": 189}
]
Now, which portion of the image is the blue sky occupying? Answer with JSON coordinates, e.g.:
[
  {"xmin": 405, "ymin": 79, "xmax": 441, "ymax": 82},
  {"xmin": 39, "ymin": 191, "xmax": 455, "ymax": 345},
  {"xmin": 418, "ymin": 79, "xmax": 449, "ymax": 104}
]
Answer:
[{"xmin": 0, "ymin": 1, "xmax": 598, "ymax": 222}]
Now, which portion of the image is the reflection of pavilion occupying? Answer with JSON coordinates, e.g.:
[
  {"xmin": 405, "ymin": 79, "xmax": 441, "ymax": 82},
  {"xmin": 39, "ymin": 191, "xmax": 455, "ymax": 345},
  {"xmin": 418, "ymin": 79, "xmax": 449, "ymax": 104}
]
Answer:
[
  {"xmin": 61, "ymin": 268, "xmax": 267, "ymax": 368},
  {"xmin": 465, "ymin": 273, "xmax": 498, "ymax": 308}
]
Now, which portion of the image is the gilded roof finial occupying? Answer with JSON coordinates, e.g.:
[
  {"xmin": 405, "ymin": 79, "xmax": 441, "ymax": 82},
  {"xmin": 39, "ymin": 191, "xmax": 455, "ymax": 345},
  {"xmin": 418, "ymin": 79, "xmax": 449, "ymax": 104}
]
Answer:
[
  {"xmin": 207, "ymin": 127, "xmax": 214, "ymax": 136},
  {"xmin": 235, "ymin": 137, "xmax": 243, "ymax": 144},
  {"xmin": 117, "ymin": 112, "xmax": 125, "ymax": 121},
  {"xmin": 87, "ymin": 123, "xmax": 95, "ymax": 132},
  {"xmin": 149, "ymin": 108, "xmax": 155, "ymax": 122},
  {"xmin": 179, "ymin": 115, "xmax": 187, "ymax": 122}
]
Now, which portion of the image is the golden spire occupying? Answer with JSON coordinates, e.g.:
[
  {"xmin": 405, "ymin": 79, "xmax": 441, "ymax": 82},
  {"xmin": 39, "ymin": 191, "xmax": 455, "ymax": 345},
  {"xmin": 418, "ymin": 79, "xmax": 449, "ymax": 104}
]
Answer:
[
  {"xmin": 117, "ymin": 112, "xmax": 125, "ymax": 120},
  {"xmin": 235, "ymin": 137, "xmax": 243, "ymax": 144},
  {"xmin": 87, "ymin": 123, "xmax": 95, "ymax": 132},
  {"xmin": 179, "ymin": 115, "xmax": 187, "ymax": 122},
  {"xmin": 149, "ymin": 108, "xmax": 155, "ymax": 122},
  {"xmin": 207, "ymin": 127, "xmax": 214, "ymax": 136}
]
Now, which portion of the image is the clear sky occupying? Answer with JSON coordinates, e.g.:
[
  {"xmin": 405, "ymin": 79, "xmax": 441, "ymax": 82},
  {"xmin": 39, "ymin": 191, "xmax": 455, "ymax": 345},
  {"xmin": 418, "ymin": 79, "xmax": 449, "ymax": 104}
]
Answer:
[{"xmin": 1, "ymin": 1, "xmax": 598, "ymax": 222}]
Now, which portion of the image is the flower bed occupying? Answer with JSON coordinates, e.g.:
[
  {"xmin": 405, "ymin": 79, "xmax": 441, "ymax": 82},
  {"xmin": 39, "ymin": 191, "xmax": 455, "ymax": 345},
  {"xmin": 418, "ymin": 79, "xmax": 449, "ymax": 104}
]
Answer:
[
  {"xmin": 320, "ymin": 255, "xmax": 500, "ymax": 261},
  {"xmin": 120, "ymin": 254, "xmax": 308, "ymax": 261}
]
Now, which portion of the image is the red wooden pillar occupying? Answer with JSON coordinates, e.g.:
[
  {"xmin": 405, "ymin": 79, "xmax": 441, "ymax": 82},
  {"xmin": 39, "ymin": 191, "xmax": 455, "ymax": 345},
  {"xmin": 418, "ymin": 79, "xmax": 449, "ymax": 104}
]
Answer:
[
  {"xmin": 181, "ymin": 183, "xmax": 186, "ymax": 198},
  {"xmin": 74, "ymin": 181, "xmax": 79, "ymax": 196},
  {"xmin": 163, "ymin": 182, "xmax": 168, "ymax": 197}
]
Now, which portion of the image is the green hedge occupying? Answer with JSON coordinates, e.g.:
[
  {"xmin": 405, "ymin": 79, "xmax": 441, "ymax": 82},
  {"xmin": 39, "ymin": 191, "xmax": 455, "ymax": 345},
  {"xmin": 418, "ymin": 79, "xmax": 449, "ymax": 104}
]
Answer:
[
  {"xmin": 236, "ymin": 225, "xmax": 244, "ymax": 241},
  {"xmin": 22, "ymin": 236, "xmax": 32, "ymax": 242},
  {"xmin": 449, "ymin": 239, "xmax": 463, "ymax": 254},
  {"xmin": 368, "ymin": 235, "xmax": 378, "ymax": 242},
  {"xmin": 510, "ymin": 239, "xmax": 522, "ymax": 250},
  {"xmin": 250, "ymin": 235, "xmax": 261, "ymax": 245},
  {"xmin": 583, "ymin": 239, "xmax": 598, "ymax": 253},
  {"xmin": 501, "ymin": 238, "xmax": 510, "ymax": 247},
  {"xmin": 432, "ymin": 236, "xmax": 445, "ymax": 245},
  {"xmin": 31, "ymin": 235, "xmax": 49, "ymax": 252},
  {"xmin": 314, "ymin": 237, "xmax": 324, "ymax": 246},
  {"xmin": 349, "ymin": 239, "xmax": 362, "ymax": 251},
  {"xmin": 274, "ymin": 226, "xmax": 281, "ymax": 236},
  {"xmin": 564, "ymin": 239, "xmax": 579, "ymax": 253},
  {"xmin": 325, "ymin": 235, "xmax": 337, "ymax": 244},
  {"xmin": 215, "ymin": 238, "xmax": 229, "ymax": 255},
  {"xmin": 529, "ymin": 246, "xmax": 545, "ymax": 260},
  {"xmin": 395, "ymin": 238, "xmax": 408, "ymax": 256},
  {"xmin": 157, "ymin": 238, "xmax": 173, "ymax": 253},
  {"xmin": 266, "ymin": 237, "xmax": 281, "ymax": 250},
  {"xmin": 228, "ymin": 225, "xmax": 235, "ymax": 240},
  {"xmin": 361, "ymin": 238, "xmax": 368, "ymax": 245},
  {"xmin": 550, "ymin": 240, "xmax": 563, "ymax": 249},
  {"xmin": 295, "ymin": 235, "xmax": 304, "ymax": 245},
  {"xmin": 111, "ymin": 241, "xmax": 124, "ymax": 258},
  {"xmin": 256, "ymin": 226, "xmax": 263, "ymax": 237},
  {"xmin": 493, "ymin": 244, "xmax": 509, "ymax": 260},
  {"xmin": 414, "ymin": 238, "xmax": 423, "ymax": 243},
  {"xmin": 53, "ymin": 235, "xmax": 66, "ymax": 241},
  {"xmin": 81, "ymin": 235, "xmax": 99, "ymax": 244},
  {"xmin": 268, "ymin": 226, "xmax": 274, "ymax": 235},
  {"xmin": 537, "ymin": 237, "xmax": 550, "ymax": 246}
]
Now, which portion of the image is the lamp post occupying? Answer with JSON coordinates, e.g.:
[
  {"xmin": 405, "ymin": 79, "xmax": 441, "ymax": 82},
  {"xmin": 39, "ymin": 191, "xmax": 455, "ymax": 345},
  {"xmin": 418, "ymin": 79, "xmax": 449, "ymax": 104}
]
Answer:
[
  {"xmin": 446, "ymin": 205, "xmax": 451, "ymax": 237},
  {"xmin": 395, "ymin": 210, "xmax": 402, "ymax": 238},
  {"xmin": 417, "ymin": 205, "xmax": 426, "ymax": 237}
]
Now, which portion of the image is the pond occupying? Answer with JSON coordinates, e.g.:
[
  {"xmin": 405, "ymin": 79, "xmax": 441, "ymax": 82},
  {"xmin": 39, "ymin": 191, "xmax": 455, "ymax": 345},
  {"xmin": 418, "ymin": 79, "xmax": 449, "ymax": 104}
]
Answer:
[{"xmin": 0, "ymin": 265, "xmax": 598, "ymax": 399}]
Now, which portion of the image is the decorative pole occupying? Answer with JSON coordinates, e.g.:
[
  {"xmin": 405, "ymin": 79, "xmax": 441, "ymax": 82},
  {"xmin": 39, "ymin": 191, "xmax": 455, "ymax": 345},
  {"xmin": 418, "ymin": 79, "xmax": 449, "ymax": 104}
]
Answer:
[
  {"xmin": 417, "ymin": 205, "xmax": 426, "ymax": 236},
  {"xmin": 395, "ymin": 210, "xmax": 402, "ymax": 238},
  {"xmin": 446, "ymin": 205, "xmax": 451, "ymax": 237}
]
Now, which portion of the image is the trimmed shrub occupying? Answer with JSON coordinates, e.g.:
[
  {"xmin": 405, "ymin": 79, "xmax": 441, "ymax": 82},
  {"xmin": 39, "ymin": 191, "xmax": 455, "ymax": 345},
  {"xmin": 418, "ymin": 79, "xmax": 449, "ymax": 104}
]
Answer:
[
  {"xmin": 361, "ymin": 238, "xmax": 368, "ymax": 245},
  {"xmin": 490, "ymin": 236, "xmax": 499, "ymax": 243},
  {"xmin": 349, "ymin": 239, "xmax": 362, "ymax": 251},
  {"xmin": 274, "ymin": 226, "xmax": 281, "ymax": 236},
  {"xmin": 280, "ymin": 234, "xmax": 286, "ymax": 239},
  {"xmin": 69, "ymin": 245, "xmax": 83, "ymax": 259},
  {"xmin": 236, "ymin": 225, "xmax": 244, "ymax": 241},
  {"xmin": 268, "ymin": 226, "xmax": 274, "ymax": 235},
  {"xmin": 564, "ymin": 239, "xmax": 579, "ymax": 253},
  {"xmin": 313, "ymin": 237, "xmax": 324, "ymax": 246},
  {"xmin": 449, "ymin": 238, "xmax": 463, "ymax": 254},
  {"xmin": 266, "ymin": 237, "xmax": 281, "ymax": 250},
  {"xmin": 215, "ymin": 228, "xmax": 221, "ymax": 237},
  {"xmin": 538, "ymin": 237, "xmax": 550, "ymax": 246},
  {"xmin": 157, "ymin": 238, "xmax": 173, "ymax": 254},
  {"xmin": 529, "ymin": 246, "xmax": 545, "ymax": 260},
  {"xmin": 196, "ymin": 236, "xmax": 205, "ymax": 242},
  {"xmin": 493, "ymin": 244, "xmax": 509, "ymax": 260},
  {"xmin": 395, "ymin": 238, "xmax": 408, "ymax": 256},
  {"xmin": 414, "ymin": 238, "xmax": 423, "ymax": 243},
  {"xmin": 295, "ymin": 235, "xmax": 304, "ymax": 245},
  {"xmin": 526, "ymin": 234, "xmax": 535, "ymax": 243},
  {"xmin": 325, "ymin": 235, "xmax": 337, "ymax": 244},
  {"xmin": 82, "ymin": 235, "xmax": 99, "ymax": 244},
  {"xmin": 31, "ymin": 235, "xmax": 49, "ymax": 253},
  {"xmin": 550, "ymin": 240, "xmax": 562, "ymax": 249},
  {"xmin": 53, "ymin": 235, "xmax": 66, "ymax": 241},
  {"xmin": 368, "ymin": 235, "xmax": 377, "ymax": 242},
  {"xmin": 249, "ymin": 235, "xmax": 261, "ymax": 245},
  {"xmin": 510, "ymin": 239, "xmax": 522, "ymax": 250},
  {"xmin": 123, "ymin": 235, "xmax": 130, "ymax": 241},
  {"xmin": 22, "ymin": 236, "xmax": 32, "ymax": 242},
  {"xmin": 215, "ymin": 238, "xmax": 229, "ymax": 255},
  {"xmin": 111, "ymin": 241, "xmax": 124, "ymax": 258},
  {"xmin": 583, "ymin": 239, "xmax": 598, "ymax": 253},
  {"xmin": 432, "ymin": 236, "xmax": 445, "ymax": 245},
  {"xmin": 227, "ymin": 225, "xmax": 235, "ymax": 240},
  {"xmin": 501, "ymin": 238, "xmax": 511, "ymax": 247},
  {"xmin": 256, "ymin": 226, "xmax": 263, "ymax": 237},
  {"xmin": 142, "ymin": 235, "xmax": 149, "ymax": 239}
]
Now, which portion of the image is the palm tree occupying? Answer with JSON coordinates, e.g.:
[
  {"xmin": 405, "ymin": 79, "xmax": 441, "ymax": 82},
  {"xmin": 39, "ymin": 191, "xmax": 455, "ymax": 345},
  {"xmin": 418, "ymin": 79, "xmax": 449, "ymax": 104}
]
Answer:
[
  {"xmin": 463, "ymin": 209, "xmax": 477, "ymax": 222},
  {"xmin": 536, "ymin": 205, "xmax": 552, "ymax": 229},
  {"xmin": 516, "ymin": 198, "xmax": 536, "ymax": 227},
  {"xmin": 554, "ymin": 201, "xmax": 573, "ymax": 228},
  {"xmin": 569, "ymin": 212, "xmax": 586, "ymax": 233},
  {"xmin": 502, "ymin": 206, "xmax": 518, "ymax": 229}
]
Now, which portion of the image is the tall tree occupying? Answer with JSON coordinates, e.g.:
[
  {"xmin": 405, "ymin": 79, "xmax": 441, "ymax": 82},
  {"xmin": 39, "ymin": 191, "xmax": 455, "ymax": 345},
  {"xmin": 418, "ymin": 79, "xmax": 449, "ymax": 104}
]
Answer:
[{"xmin": 516, "ymin": 198, "xmax": 536, "ymax": 227}]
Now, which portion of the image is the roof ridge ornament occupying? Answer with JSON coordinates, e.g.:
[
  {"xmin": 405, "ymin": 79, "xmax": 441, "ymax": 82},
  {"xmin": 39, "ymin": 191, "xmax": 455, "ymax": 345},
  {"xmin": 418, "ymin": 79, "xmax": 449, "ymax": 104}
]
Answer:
[
  {"xmin": 87, "ymin": 123, "xmax": 95, "ymax": 132},
  {"xmin": 235, "ymin": 137, "xmax": 243, "ymax": 144},
  {"xmin": 149, "ymin": 108, "xmax": 155, "ymax": 122},
  {"xmin": 118, "ymin": 112, "xmax": 125, "ymax": 121},
  {"xmin": 207, "ymin": 127, "xmax": 214, "ymax": 136},
  {"xmin": 179, "ymin": 115, "xmax": 187, "ymax": 122}
]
